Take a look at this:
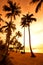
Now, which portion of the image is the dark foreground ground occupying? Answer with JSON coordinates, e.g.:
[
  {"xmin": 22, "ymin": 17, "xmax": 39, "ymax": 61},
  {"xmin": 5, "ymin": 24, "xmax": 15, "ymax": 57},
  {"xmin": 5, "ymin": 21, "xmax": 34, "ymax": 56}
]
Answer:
[{"xmin": 0, "ymin": 51, "xmax": 43, "ymax": 65}]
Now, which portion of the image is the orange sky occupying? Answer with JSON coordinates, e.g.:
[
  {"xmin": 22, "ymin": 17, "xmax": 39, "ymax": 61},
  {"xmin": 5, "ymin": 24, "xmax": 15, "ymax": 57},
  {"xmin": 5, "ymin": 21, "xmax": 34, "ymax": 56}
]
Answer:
[{"xmin": 0, "ymin": 0, "xmax": 43, "ymax": 53}]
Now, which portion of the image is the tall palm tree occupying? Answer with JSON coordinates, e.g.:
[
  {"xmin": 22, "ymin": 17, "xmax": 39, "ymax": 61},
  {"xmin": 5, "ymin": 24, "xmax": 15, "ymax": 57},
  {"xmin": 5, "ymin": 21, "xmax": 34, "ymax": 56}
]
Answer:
[
  {"xmin": 3, "ymin": 0, "xmax": 21, "ymax": 53},
  {"xmin": 21, "ymin": 15, "xmax": 28, "ymax": 53},
  {"xmin": 1, "ymin": 21, "xmax": 16, "ymax": 53},
  {"xmin": 25, "ymin": 13, "xmax": 36, "ymax": 57},
  {"xmin": 21, "ymin": 13, "xmax": 36, "ymax": 57},
  {"xmin": 30, "ymin": 0, "xmax": 43, "ymax": 13},
  {"xmin": 3, "ymin": 0, "xmax": 21, "ymax": 22}
]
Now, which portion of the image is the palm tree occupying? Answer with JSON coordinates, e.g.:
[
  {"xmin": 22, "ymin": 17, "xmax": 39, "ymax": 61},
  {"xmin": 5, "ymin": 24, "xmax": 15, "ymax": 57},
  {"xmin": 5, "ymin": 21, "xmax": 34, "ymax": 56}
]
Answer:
[
  {"xmin": 10, "ymin": 31, "xmax": 22, "ymax": 45},
  {"xmin": 21, "ymin": 13, "xmax": 36, "ymax": 57},
  {"xmin": 30, "ymin": 0, "xmax": 43, "ymax": 13},
  {"xmin": 3, "ymin": 0, "xmax": 21, "ymax": 22},
  {"xmin": 1, "ymin": 21, "xmax": 16, "ymax": 53},
  {"xmin": 21, "ymin": 15, "xmax": 28, "ymax": 53},
  {"xmin": 26, "ymin": 13, "xmax": 36, "ymax": 57},
  {"xmin": 3, "ymin": 0, "xmax": 21, "ymax": 53},
  {"xmin": 16, "ymin": 31, "xmax": 22, "ymax": 38}
]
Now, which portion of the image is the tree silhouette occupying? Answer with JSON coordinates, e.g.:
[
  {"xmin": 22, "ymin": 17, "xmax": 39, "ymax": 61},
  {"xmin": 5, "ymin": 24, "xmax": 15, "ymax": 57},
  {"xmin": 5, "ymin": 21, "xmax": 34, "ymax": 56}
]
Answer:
[
  {"xmin": 26, "ymin": 13, "xmax": 36, "ymax": 57},
  {"xmin": 16, "ymin": 31, "xmax": 22, "ymax": 38},
  {"xmin": 10, "ymin": 31, "xmax": 22, "ymax": 45},
  {"xmin": 21, "ymin": 15, "xmax": 28, "ymax": 53},
  {"xmin": 1, "ymin": 21, "xmax": 16, "ymax": 53},
  {"xmin": 0, "ymin": 28, "xmax": 3, "ymax": 33},
  {"xmin": 21, "ymin": 13, "xmax": 36, "ymax": 57},
  {"xmin": 3, "ymin": 0, "xmax": 21, "ymax": 53},
  {"xmin": 30, "ymin": 0, "xmax": 43, "ymax": 13},
  {"xmin": 15, "ymin": 41, "xmax": 22, "ymax": 52},
  {"xmin": 3, "ymin": 0, "xmax": 21, "ymax": 21}
]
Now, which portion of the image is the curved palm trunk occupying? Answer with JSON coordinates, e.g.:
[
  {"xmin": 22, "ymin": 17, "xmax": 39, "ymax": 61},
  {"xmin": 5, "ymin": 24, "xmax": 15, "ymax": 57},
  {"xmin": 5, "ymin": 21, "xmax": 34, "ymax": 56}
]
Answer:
[
  {"xmin": 28, "ymin": 26, "xmax": 35, "ymax": 57},
  {"xmin": 24, "ymin": 27, "xmax": 25, "ymax": 53},
  {"xmin": 6, "ymin": 30, "xmax": 11, "ymax": 54}
]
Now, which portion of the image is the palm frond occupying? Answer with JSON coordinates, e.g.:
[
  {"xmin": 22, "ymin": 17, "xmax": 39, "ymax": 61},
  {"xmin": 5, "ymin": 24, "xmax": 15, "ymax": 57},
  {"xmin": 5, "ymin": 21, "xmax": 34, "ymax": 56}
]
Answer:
[
  {"xmin": 1, "ymin": 26, "xmax": 7, "ymax": 29},
  {"xmin": 29, "ymin": 14, "xmax": 34, "ymax": 17},
  {"xmin": 11, "ymin": 24, "xmax": 16, "ymax": 31},
  {"xmin": 15, "ymin": 10, "xmax": 21, "ymax": 16},
  {"xmin": 35, "ymin": 1, "xmax": 42, "ymax": 13},
  {"xmin": 3, "ymin": 5, "xmax": 11, "ymax": 11},
  {"xmin": 30, "ymin": 18, "xmax": 36, "ymax": 21},
  {"xmin": 30, "ymin": 0, "xmax": 39, "ymax": 3},
  {"xmin": 8, "ymin": 0, "xmax": 13, "ymax": 8},
  {"xmin": 0, "ymin": 18, "xmax": 4, "ymax": 22},
  {"xmin": 5, "ymin": 13, "xmax": 12, "ymax": 18},
  {"xmin": 0, "ymin": 28, "xmax": 3, "ymax": 33}
]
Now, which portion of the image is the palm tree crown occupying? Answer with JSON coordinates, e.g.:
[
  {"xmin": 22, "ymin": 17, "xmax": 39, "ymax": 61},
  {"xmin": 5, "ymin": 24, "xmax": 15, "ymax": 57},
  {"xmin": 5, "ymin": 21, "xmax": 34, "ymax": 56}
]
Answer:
[
  {"xmin": 3, "ymin": 0, "xmax": 21, "ymax": 19},
  {"xmin": 21, "ymin": 13, "xmax": 36, "ymax": 26},
  {"xmin": 1, "ymin": 21, "xmax": 16, "ymax": 32}
]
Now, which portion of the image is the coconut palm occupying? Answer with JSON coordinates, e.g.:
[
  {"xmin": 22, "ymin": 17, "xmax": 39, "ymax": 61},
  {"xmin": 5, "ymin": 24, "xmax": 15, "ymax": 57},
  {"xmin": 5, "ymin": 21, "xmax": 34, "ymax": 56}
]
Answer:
[
  {"xmin": 30, "ymin": 0, "xmax": 43, "ymax": 13},
  {"xmin": 21, "ymin": 13, "xmax": 36, "ymax": 57},
  {"xmin": 3, "ymin": 0, "xmax": 21, "ymax": 22},
  {"xmin": 3, "ymin": 0, "xmax": 21, "ymax": 53},
  {"xmin": 1, "ymin": 21, "xmax": 16, "ymax": 53},
  {"xmin": 25, "ymin": 13, "xmax": 36, "ymax": 57},
  {"xmin": 21, "ymin": 15, "xmax": 28, "ymax": 53}
]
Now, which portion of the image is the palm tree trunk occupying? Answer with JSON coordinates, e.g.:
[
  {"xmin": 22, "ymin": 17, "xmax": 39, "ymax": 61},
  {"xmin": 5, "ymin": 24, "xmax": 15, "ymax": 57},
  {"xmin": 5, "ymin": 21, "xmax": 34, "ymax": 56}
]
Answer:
[
  {"xmin": 24, "ymin": 27, "xmax": 25, "ymax": 53},
  {"xmin": 28, "ymin": 26, "xmax": 35, "ymax": 57},
  {"xmin": 11, "ymin": 16, "xmax": 12, "ymax": 22}
]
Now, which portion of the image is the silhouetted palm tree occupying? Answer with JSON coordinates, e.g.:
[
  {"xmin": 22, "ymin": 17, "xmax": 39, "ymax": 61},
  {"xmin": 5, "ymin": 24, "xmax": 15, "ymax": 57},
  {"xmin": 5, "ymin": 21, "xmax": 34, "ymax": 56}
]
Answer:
[
  {"xmin": 26, "ymin": 13, "xmax": 36, "ymax": 57},
  {"xmin": 16, "ymin": 31, "xmax": 22, "ymax": 38},
  {"xmin": 15, "ymin": 41, "xmax": 22, "ymax": 52},
  {"xmin": 30, "ymin": 0, "xmax": 43, "ymax": 12},
  {"xmin": 3, "ymin": 0, "xmax": 21, "ymax": 22},
  {"xmin": 10, "ymin": 31, "xmax": 22, "ymax": 45},
  {"xmin": 1, "ymin": 21, "xmax": 16, "ymax": 53},
  {"xmin": 3, "ymin": 0, "xmax": 21, "ymax": 53},
  {"xmin": 21, "ymin": 15, "xmax": 28, "ymax": 53},
  {"xmin": 21, "ymin": 13, "xmax": 36, "ymax": 57}
]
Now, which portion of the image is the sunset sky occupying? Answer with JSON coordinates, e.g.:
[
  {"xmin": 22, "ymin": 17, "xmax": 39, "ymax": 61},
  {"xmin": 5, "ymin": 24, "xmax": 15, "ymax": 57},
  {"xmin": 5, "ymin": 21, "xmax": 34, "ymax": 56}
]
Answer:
[{"xmin": 0, "ymin": 0, "xmax": 43, "ymax": 53}]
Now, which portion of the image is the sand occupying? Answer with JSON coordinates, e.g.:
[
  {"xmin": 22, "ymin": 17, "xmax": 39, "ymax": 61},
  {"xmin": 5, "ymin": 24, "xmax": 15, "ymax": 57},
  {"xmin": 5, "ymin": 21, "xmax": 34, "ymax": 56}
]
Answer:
[{"xmin": 0, "ymin": 51, "xmax": 43, "ymax": 65}]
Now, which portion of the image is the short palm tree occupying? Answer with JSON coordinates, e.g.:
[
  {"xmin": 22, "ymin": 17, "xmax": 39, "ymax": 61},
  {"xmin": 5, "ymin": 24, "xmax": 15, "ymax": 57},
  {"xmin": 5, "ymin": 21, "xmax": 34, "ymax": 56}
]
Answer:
[
  {"xmin": 30, "ymin": 0, "xmax": 43, "ymax": 12},
  {"xmin": 1, "ymin": 21, "xmax": 16, "ymax": 53},
  {"xmin": 3, "ymin": 0, "xmax": 21, "ymax": 22},
  {"xmin": 10, "ymin": 31, "xmax": 22, "ymax": 44},
  {"xmin": 16, "ymin": 31, "xmax": 22, "ymax": 38}
]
